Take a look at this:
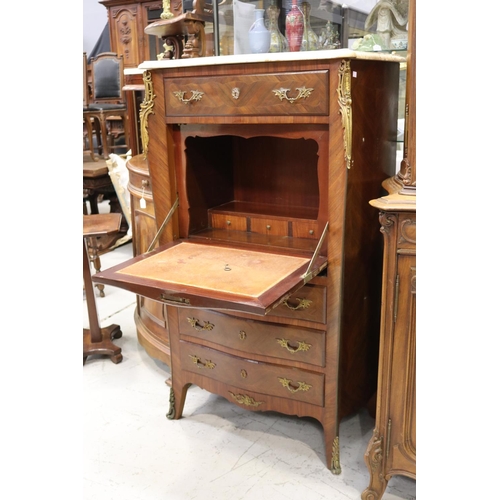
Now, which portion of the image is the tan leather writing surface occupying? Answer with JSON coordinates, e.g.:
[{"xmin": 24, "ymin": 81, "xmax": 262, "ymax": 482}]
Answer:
[{"xmin": 117, "ymin": 242, "xmax": 308, "ymax": 298}]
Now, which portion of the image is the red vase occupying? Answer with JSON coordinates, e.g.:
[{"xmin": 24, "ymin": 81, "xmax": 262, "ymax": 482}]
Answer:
[{"xmin": 286, "ymin": 0, "xmax": 304, "ymax": 52}]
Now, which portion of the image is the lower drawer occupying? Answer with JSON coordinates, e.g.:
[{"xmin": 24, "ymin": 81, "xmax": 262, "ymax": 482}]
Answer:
[
  {"xmin": 180, "ymin": 341, "xmax": 324, "ymax": 406},
  {"xmin": 179, "ymin": 307, "xmax": 325, "ymax": 367}
]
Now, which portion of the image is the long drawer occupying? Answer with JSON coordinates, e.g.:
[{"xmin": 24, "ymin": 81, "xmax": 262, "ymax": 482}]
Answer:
[
  {"xmin": 180, "ymin": 341, "xmax": 324, "ymax": 406},
  {"xmin": 179, "ymin": 307, "xmax": 325, "ymax": 367},
  {"xmin": 164, "ymin": 70, "xmax": 329, "ymax": 117}
]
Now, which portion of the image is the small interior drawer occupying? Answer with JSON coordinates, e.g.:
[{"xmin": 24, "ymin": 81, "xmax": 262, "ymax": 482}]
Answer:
[
  {"xmin": 210, "ymin": 213, "xmax": 248, "ymax": 231},
  {"xmin": 292, "ymin": 220, "xmax": 319, "ymax": 239}
]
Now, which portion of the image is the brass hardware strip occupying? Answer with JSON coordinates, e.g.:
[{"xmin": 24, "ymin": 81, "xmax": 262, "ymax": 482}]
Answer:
[
  {"xmin": 187, "ymin": 317, "xmax": 214, "ymax": 332},
  {"xmin": 229, "ymin": 392, "xmax": 264, "ymax": 407},
  {"xmin": 386, "ymin": 419, "xmax": 392, "ymax": 458},
  {"xmin": 394, "ymin": 275, "xmax": 400, "ymax": 323},
  {"xmin": 159, "ymin": 293, "xmax": 190, "ymax": 305},
  {"xmin": 302, "ymin": 222, "xmax": 329, "ymax": 282},
  {"xmin": 272, "ymin": 86, "xmax": 314, "ymax": 103},
  {"xmin": 147, "ymin": 195, "xmax": 179, "ymax": 253},
  {"xmin": 189, "ymin": 355, "xmax": 216, "ymax": 369},
  {"xmin": 331, "ymin": 437, "xmax": 341, "ymax": 474},
  {"xmin": 173, "ymin": 90, "xmax": 204, "ymax": 103},
  {"xmin": 139, "ymin": 71, "xmax": 155, "ymax": 159},
  {"xmin": 337, "ymin": 60, "xmax": 353, "ymax": 169},
  {"xmin": 276, "ymin": 338, "xmax": 312, "ymax": 353},
  {"xmin": 278, "ymin": 377, "xmax": 312, "ymax": 393},
  {"xmin": 166, "ymin": 387, "xmax": 175, "ymax": 419}
]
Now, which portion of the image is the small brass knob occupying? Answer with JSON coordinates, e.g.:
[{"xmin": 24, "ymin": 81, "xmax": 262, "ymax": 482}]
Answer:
[
  {"xmin": 142, "ymin": 179, "xmax": 150, "ymax": 187},
  {"xmin": 226, "ymin": 220, "xmax": 231, "ymax": 226},
  {"xmin": 240, "ymin": 370, "xmax": 247, "ymax": 378},
  {"xmin": 239, "ymin": 330, "xmax": 246, "ymax": 340},
  {"xmin": 309, "ymin": 229, "xmax": 314, "ymax": 235}
]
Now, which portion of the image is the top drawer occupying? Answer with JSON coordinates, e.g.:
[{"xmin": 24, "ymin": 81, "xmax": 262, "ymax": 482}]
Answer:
[{"xmin": 164, "ymin": 70, "xmax": 329, "ymax": 118}]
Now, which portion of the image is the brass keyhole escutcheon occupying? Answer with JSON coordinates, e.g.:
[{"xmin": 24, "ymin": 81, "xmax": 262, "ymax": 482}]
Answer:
[
  {"xmin": 240, "ymin": 369, "xmax": 247, "ymax": 378},
  {"xmin": 239, "ymin": 330, "xmax": 246, "ymax": 340}
]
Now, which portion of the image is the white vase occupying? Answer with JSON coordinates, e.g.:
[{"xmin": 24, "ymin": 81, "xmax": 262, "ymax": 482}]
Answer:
[{"xmin": 248, "ymin": 9, "xmax": 271, "ymax": 54}]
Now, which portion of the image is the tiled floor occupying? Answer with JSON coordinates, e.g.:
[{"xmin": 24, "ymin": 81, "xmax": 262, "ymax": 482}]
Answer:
[{"xmin": 83, "ymin": 240, "xmax": 416, "ymax": 500}]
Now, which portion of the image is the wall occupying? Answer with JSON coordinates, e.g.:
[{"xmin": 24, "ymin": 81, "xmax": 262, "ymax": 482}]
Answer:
[{"xmin": 83, "ymin": 0, "xmax": 109, "ymax": 54}]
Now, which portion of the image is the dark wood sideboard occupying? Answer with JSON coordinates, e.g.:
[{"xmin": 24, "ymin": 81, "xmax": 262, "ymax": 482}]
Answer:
[{"xmin": 93, "ymin": 51, "xmax": 402, "ymax": 473}]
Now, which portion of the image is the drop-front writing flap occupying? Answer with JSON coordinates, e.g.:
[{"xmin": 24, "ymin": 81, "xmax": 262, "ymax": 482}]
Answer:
[{"xmin": 92, "ymin": 240, "xmax": 327, "ymax": 315}]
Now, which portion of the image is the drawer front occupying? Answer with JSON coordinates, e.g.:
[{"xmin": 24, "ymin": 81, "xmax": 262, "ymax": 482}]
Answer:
[
  {"xmin": 211, "ymin": 213, "xmax": 248, "ymax": 232},
  {"xmin": 180, "ymin": 341, "xmax": 324, "ymax": 406},
  {"xmin": 250, "ymin": 217, "xmax": 289, "ymax": 236},
  {"xmin": 292, "ymin": 220, "xmax": 319, "ymax": 239},
  {"xmin": 270, "ymin": 284, "xmax": 327, "ymax": 324},
  {"xmin": 128, "ymin": 167, "xmax": 152, "ymax": 197},
  {"xmin": 179, "ymin": 308, "xmax": 325, "ymax": 367},
  {"xmin": 165, "ymin": 70, "xmax": 329, "ymax": 117}
]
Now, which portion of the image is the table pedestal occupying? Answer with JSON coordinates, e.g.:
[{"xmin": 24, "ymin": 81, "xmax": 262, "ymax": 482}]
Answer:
[{"xmin": 83, "ymin": 214, "xmax": 123, "ymax": 365}]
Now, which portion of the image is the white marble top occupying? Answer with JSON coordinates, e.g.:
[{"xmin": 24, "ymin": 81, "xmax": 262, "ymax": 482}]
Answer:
[
  {"xmin": 124, "ymin": 67, "xmax": 146, "ymax": 75},
  {"xmin": 138, "ymin": 49, "xmax": 405, "ymax": 71}
]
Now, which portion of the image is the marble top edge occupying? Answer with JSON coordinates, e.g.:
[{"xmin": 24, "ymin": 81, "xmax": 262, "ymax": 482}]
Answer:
[
  {"xmin": 124, "ymin": 67, "xmax": 146, "ymax": 75},
  {"xmin": 137, "ymin": 49, "xmax": 405, "ymax": 71}
]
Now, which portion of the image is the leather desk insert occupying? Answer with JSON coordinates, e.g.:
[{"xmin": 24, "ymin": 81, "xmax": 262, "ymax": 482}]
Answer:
[{"xmin": 95, "ymin": 240, "xmax": 327, "ymax": 315}]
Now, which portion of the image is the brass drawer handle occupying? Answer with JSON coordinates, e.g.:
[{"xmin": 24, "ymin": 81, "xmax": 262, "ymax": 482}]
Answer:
[
  {"xmin": 272, "ymin": 86, "xmax": 313, "ymax": 103},
  {"xmin": 229, "ymin": 392, "xmax": 263, "ymax": 407},
  {"xmin": 173, "ymin": 90, "xmax": 204, "ymax": 103},
  {"xmin": 282, "ymin": 297, "xmax": 312, "ymax": 310},
  {"xmin": 141, "ymin": 179, "xmax": 150, "ymax": 188},
  {"xmin": 189, "ymin": 355, "xmax": 215, "ymax": 369},
  {"xmin": 278, "ymin": 377, "xmax": 312, "ymax": 393},
  {"xmin": 276, "ymin": 338, "xmax": 311, "ymax": 353},
  {"xmin": 187, "ymin": 317, "xmax": 214, "ymax": 332}
]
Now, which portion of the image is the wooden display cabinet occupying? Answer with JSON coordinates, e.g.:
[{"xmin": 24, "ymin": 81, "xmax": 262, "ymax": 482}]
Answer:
[
  {"xmin": 100, "ymin": 0, "xmax": 166, "ymax": 68},
  {"xmin": 93, "ymin": 50, "xmax": 402, "ymax": 472},
  {"xmin": 362, "ymin": 0, "xmax": 416, "ymax": 496}
]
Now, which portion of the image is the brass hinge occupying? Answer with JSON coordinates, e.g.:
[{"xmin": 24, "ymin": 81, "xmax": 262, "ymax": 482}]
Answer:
[
  {"xmin": 302, "ymin": 222, "xmax": 329, "ymax": 283},
  {"xmin": 147, "ymin": 195, "xmax": 179, "ymax": 253}
]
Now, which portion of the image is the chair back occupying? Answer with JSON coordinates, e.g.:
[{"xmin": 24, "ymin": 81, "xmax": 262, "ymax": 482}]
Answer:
[
  {"xmin": 90, "ymin": 52, "xmax": 125, "ymax": 105},
  {"xmin": 83, "ymin": 52, "xmax": 90, "ymax": 108}
]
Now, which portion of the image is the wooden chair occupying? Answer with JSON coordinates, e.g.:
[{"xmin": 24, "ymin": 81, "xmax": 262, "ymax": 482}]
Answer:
[
  {"xmin": 86, "ymin": 52, "xmax": 129, "ymax": 159},
  {"xmin": 83, "ymin": 52, "xmax": 100, "ymax": 161}
]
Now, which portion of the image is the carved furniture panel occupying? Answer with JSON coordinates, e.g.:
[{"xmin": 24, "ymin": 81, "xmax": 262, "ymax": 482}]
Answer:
[{"xmin": 362, "ymin": 1, "xmax": 416, "ymax": 496}]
